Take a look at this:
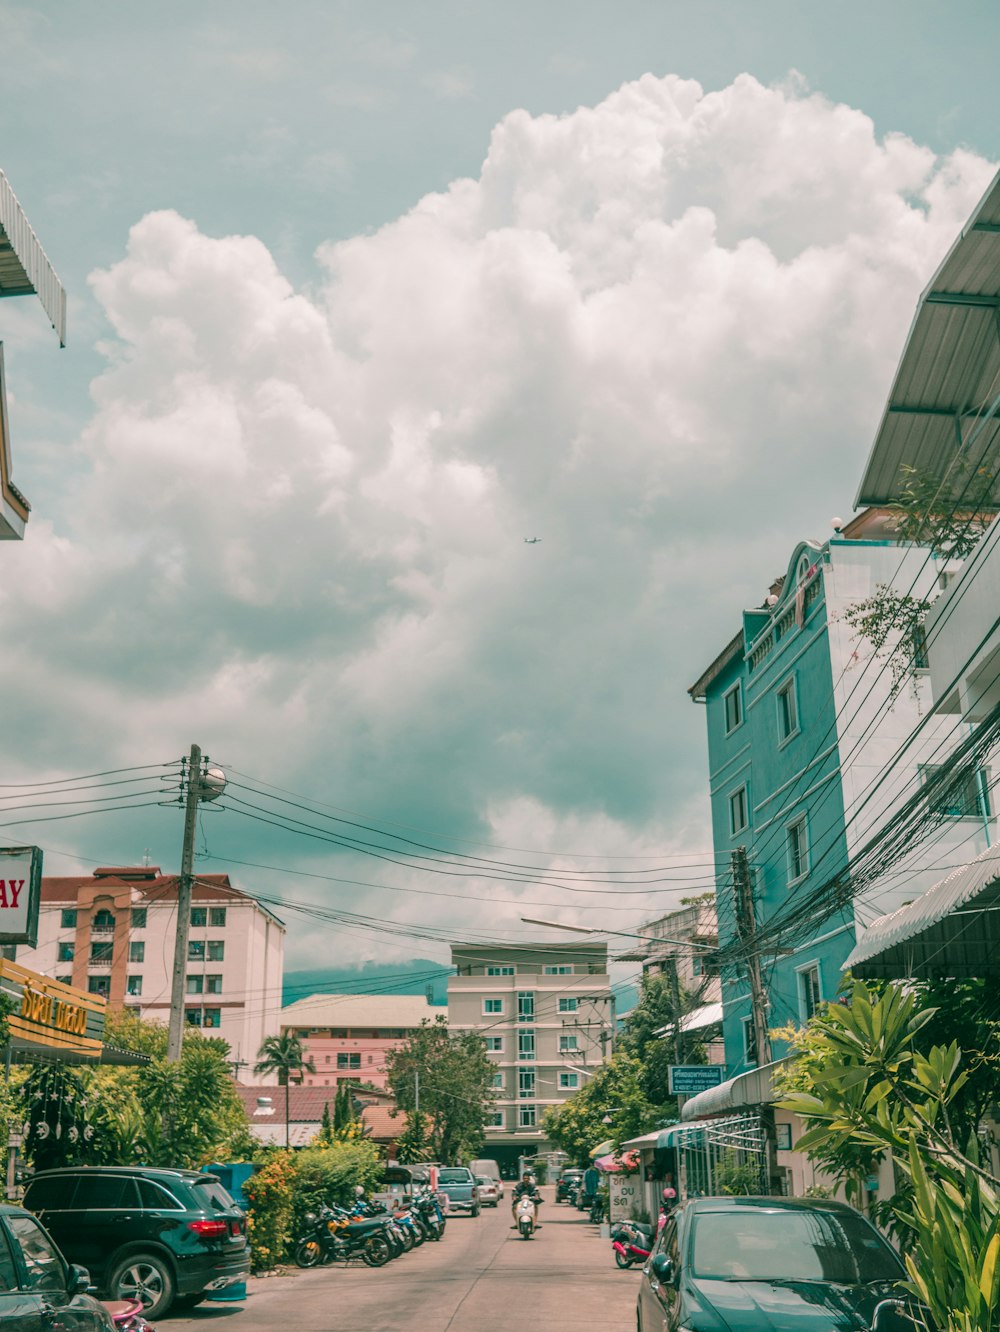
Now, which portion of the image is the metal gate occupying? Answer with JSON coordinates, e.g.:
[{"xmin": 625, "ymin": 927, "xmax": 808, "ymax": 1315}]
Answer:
[{"xmin": 676, "ymin": 1113, "xmax": 769, "ymax": 1199}]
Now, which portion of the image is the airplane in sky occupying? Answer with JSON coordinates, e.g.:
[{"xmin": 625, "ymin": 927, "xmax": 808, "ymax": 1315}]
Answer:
[{"xmin": 524, "ymin": 537, "xmax": 542, "ymax": 544}]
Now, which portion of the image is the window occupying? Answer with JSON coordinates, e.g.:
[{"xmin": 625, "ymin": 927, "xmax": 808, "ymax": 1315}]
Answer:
[
  {"xmin": 518, "ymin": 1105, "xmax": 536, "ymax": 1128},
  {"xmin": 487, "ymin": 1112, "xmax": 505, "ymax": 1128},
  {"xmin": 60, "ymin": 909, "xmax": 77, "ymax": 929},
  {"xmin": 692, "ymin": 956, "xmax": 703, "ymax": 977},
  {"xmin": 559, "ymin": 1034, "xmax": 578, "ymax": 1052},
  {"xmin": 559, "ymin": 1072, "xmax": 579, "ymax": 1090},
  {"xmin": 777, "ymin": 678, "xmax": 799, "ymax": 741},
  {"xmin": 186, "ymin": 1008, "xmax": 202, "ymax": 1026},
  {"xmin": 517, "ymin": 992, "xmax": 535, "ymax": 1021},
  {"xmin": 558, "ymin": 998, "xmax": 578, "ymax": 1013},
  {"xmin": 88, "ymin": 976, "xmax": 110, "ymax": 997},
  {"xmin": 129, "ymin": 941, "xmax": 145, "ymax": 963},
  {"xmin": 742, "ymin": 1016, "xmax": 758, "ymax": 1065},
  {"xmin": 544, "ymin": 965, "xmax": 573, "ymax": 975},
  {"xmin": 6, "ymin": 1213, "xmax": 66, "ymax": 1292},
  {"xmin": 337, "ymin": 1053, "xmax": 361, "ymax": 1069},
  {"xmin": 72, "ymin": 1175, "xmax": 137, "ymax": 1209},
  {"xmin": 126, "ymin": 975, "xmax": 143, "ymax": 997},
  {"xmin": 89, "ymin": 942, "xmax": 113, "ymax": 963},
  {"xmin": 798, "ymin": 964, "xmax": 822, "ymax": 1022},
  {"xmin": 912, "ymin": 623, "xmax": 929, "ymax": 670},
  {"xmin": 209, "ymin": 907, "xmax": 227, "ymax": 927},
  {"xmin": 190, "ymin": 907, "xmax": 208, "ymax": 927},
  {"xmin": 483, "ymin": 999, "xmax": 503, "ymax": 1015},
  {"xmin": 186, "ymin": 975, "xmax": 204, "ymax": 994},
  {"xmin": 724, "ymin": 682, "xmax": 743, "ymax": 734},
  {"xmin": 188, "ymin": 941, "xmax": 205, "ymax": 961},
  {"xmin": 207, "ymin": 941, "xmax": 224, "ymax": 961},
  {"xmin": 485, "ymin": 1036, "xmax": 504, "ymax": 1052},
  {"xmin": 486, "ymin": 965, "xmax": 514, "ymax": 976},
  {"xmin": 517, "ymin": 1030, "xmax": 535, "ymax": 1060},
  {"xmin": 492, "ymin": 1072, "xmax": 505, "ymax": 1090},
  {"xmin": 130, "ymin": 907, "xmax": 147, "ymax": 929},
  {"xmin": 92, "ymin": 908, "xmax": 115, "ymax": 930},
  {"xmin": 56, "ymin": 976, "xmax": 72, "ymax": 987},
  {"xmin": 57, "ymin": 942, "xmax": 74, "ymax": 963},
  {"xmin": 729, "ymin": 785, "xmax": 749, "ymax": 835},
  {"xmin": 786, "ymin": 816, "xmax": 809, "ymax": 883},
  {"xmin": 0, "ymin": 1227, "xmax": 18, "ymax": 1292},
  {"xmin": 518, "ymin": 1070, "xmax": 535, "ymax": 1098},
  {"xmin": 921, "ymin": 764, "xmax": 991, "ymax": 820},
  {"xmin": 206, "ymin": 974, "xmax": 223, "ymax": 994},
  {"xmin": 203, "ymin": 1008, "xmax": 221, "ymax": 1029}
]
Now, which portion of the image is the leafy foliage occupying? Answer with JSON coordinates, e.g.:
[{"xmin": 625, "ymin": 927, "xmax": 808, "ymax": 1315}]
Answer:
[
  {"xmin": 385, "ymin": 1017, "xmax": 495, "ymax": 1164},
  {"xmin": 888, "ymin": 461, "xmax": 995, "ymax": 562},
  {"xmin": 778, "ymin": 979, "xmax": 1000, "ymax": 1332},
  {"xmin": 289, "ymin": 1140, "xmax": 382, "ymax": 1233},
  {"xmin": 394, "ymin": 1108, "xmax": 433, "ymax": 1163},
  {"xmin": 242, "ymin": 1151, "xmax": 295, "ymax": 1272},
  {"xmin": 254, "ymin": 1032, "xmax": 315, "ymax": 1150},
  {"xmin": 543, "ymin": 1051, "xmax": 657, "ymax": 1167},
  {"xmin": 841, "ymin": 585, "xmax": 932, "ymax": 700}
]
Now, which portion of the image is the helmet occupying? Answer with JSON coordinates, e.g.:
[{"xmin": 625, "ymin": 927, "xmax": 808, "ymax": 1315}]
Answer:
[{"xmin": 355, "ymin": 1184, "xmax": 365, "ymax": 1198}]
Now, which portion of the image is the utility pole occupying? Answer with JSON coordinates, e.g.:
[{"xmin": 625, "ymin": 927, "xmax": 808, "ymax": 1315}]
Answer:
[
  {"xmin": 666, "ymin": 956, "xmax": 683, "ymax": 1065},
  {"xmin": 414, "ymin": 1068, "xmax": 420, "ymax": 1114},
  {"xmin": 732, "ymin": 846, "xmax": 771, "ymax": 1067},
  {"xmin": 167, "ymin": 744, "xmax": 202, "ymax": 1063}
]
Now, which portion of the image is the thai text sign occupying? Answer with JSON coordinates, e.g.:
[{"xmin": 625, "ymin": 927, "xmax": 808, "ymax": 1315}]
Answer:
[
  {"xmin": 668, "ymin": 1065, "xmax": 725, "ymax": 1095},
  {"xmin": 0, "ymin": 960, "xmax": 105, "ymax": 1056},
  {"xmin": 0, "ymin": 846, "xmax": 41, "ymax": 946},
  {"xmin": 609, "ymin": 1173, "xmax": 641, "ymax": 1222}
]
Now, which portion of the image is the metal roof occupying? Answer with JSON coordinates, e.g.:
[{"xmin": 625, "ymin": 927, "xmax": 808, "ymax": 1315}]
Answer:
[
  {"xmin": 843, "ymin": 841, "xmax": 1000, "ymax": 979},
  {"xmin": 679, "ymin": 1058, "xmax": 787, "ymax": 1121},
  {"xmin": 0, "ymin": 171, "xmax": 66, "ymax": 346},
  {"xmin": 855, "ymin": 167, "xmax": 1000, "ymax": 509}
]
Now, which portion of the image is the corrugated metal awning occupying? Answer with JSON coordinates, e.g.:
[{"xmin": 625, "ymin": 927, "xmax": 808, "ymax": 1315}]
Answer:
[
  {"xmin": 843, "ymin": 841, "xmax": 1000, "ymax": 979},
  {"xmin": 0, "ymin": 170, "xmax": 66, "ymax": 345},
  {"xmin": 855, "ymin": 167, "xmax": 1000, "ymax": 509},
  {"xmin": 679, "ymin": 1059, "xmax": 788, "ymax": 1122}
]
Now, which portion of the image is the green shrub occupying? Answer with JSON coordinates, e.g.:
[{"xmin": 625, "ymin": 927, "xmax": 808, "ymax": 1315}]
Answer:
[
  {"xmin": 290, "ymin": 1141, "xmax": 384, "ymax": 1235},
  {"xmin": 242, "ymin": 1152, "xmax": 295, "ymax": 1271}
]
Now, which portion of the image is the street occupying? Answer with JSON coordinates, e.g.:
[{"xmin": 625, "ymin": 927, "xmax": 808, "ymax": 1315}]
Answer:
[{"xmin": 171, "ymin": 1189, "xmax": 634, "ymax": 1332}]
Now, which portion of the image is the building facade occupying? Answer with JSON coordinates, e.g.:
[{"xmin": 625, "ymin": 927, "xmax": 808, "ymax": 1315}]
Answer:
[
  {"xmin": 19, "ymin": 865, "xmax": 285, "ymax": 1083},
  {"xmin": 279, "ymin": 993, "xmax": 443, "ymax": 1088},
  {"xmin": 690, "ymin": 511, "xmax": 992, "ymax": 1078},
  {"xmin": 448, "ymin": 942, "xmax": 611, "ymax": 1170}
]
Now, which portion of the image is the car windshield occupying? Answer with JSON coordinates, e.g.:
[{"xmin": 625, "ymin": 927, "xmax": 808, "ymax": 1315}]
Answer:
[
  {"xmin": 690, "ymin": 1209, "xmax": 903, "ymax": 1285},
  {"xmin": 438, "ymin": 1170, "xmax": 471, "ymax": 1184}
]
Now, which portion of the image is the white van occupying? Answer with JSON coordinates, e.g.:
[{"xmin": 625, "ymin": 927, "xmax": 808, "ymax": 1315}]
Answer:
[{"xmin": 469, "ymin": 1159, "xmax": 503, "ymax": 1198}]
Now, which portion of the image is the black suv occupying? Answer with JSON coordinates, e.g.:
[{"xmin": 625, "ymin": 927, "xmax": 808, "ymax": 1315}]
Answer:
[
  {"xmin": 22, "ymin": 1166, "xmax": 250, "ymax": 1319},
  {"xmin": 0, "ymin": 1203, "xmax": 113, "ymax": 1332}
]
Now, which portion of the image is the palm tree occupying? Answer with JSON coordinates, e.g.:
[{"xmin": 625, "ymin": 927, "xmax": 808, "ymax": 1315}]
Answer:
[{"xmin": 254, "ymin": 1033, "xmax": 316, "ymax": 1149}]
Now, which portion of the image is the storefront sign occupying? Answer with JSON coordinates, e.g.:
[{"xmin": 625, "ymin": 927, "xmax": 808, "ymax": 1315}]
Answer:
[
  {"xmin": 668, "ymin": 1064, "xmax": 725, "ymax": 1095},
  {"xmin": 609, "ymin": 1173, "xmax": 641, "ymax": 1222},
  {"xmin": 0, "ymin": 846, "xmax": 41, "ymax": 946},
  {"xmin": 0, "ymin": 960, "xmax": 105, "ymax": 1057}
]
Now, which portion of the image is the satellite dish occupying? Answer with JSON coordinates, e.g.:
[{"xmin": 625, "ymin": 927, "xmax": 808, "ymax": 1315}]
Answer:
[{"xmin": 199, "ymin": 765, "xmax": 227, "ymax": 802}]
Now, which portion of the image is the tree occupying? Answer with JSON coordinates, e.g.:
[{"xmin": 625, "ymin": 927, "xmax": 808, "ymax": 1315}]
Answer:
[
  {"xmin": 543, "ymin": 1051, "xmax": 657, "ymax": 1167},
  {"xmin": 618, "ymin": 970, "xmax": 708, "ymax": 1107},
  {"xmin": 395, "ymin": 1108, "xmax": 433, "ymax": 1164},
  {"xmin": 385, "ymin": 1018, "xmax": 494, "ymax": 1164},
  {"xmin": 254, "ymin": 1032, "xmax": 316, "ymax": 1150},
  {"xmin": 777, "ymin": 979, "xmax": 1000, "ymax": 1332}
]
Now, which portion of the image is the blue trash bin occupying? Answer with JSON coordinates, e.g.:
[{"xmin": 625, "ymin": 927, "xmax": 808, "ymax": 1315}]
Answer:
[{"xmin": 202, "ymin": 1163, "xmax": 255, "ymax": 1302}]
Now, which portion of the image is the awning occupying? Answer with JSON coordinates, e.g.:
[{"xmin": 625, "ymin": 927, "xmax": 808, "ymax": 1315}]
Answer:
[
  {"xmin": 0, "ymin": 171, "xmax": 66, "ymax": 345},
  {"xmin": 843, "ymin": 842, "xmax": 1000, "ymax": 979},
  {"xmin": 679, "ymin": 1059, "xmax": 788, "ymax": 1122},
  {"xmin": 855, "ymin": 166, "xmax": 1000, "ymax": 509},
  {"xmin": 680, "ymin": 1002, "xmax": 723, "ymax": 1033},
  {"xmin": 595, "ymin": 1150, "xmax": 639, "ymax": 1173},
  {"xmin": 619, "ymin": 1128, "xmax": 665, "ymax": 1152}
]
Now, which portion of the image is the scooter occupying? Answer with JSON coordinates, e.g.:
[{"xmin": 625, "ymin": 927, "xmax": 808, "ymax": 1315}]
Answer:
[
  {"xmin": 515, "ymin": 1195, "xmax": 537, "ymax": 1240},
  {"xmin": 611, "ymin": 1220, "xmax": 653, "ymax": 1269},
  {"xmin": 101, "ymin": 1300, "xmax": 156, "ymax": 1332}
]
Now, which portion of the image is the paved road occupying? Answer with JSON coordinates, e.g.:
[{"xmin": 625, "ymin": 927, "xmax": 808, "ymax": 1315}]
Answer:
[{"xmin": 170, "ymin": 1188, "xmax": 636, "ymax": 1332}]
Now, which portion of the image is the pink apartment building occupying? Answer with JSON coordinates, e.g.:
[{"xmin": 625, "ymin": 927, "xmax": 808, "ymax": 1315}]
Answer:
[{"xmin": 279, "ymin": 993, "xmax": 443, "ymax": 1088}]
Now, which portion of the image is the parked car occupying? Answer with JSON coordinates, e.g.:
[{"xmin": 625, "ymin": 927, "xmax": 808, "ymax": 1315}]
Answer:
[
  {"xmin": 637, "ymin": 1197, "xmax": 912, "ymax": 1332},
  {"xmin": 475, "ymin": 1176, "xmax": 501, "ymax": 1207},
  {"xmin": 435, "ymin": 1167, "xmax": 481, "ymax": 1217},
  {"xmin": 469, "ymin": 1160, "xmax": 503, "ymax": 1199},
  {"xmin": 556, "ymin": 1169, "xmax": 583, "ymax": 1203},
  {"xmin": 22, "ymin": 1166, "xmax": 250, "ymax": 1320},
  {"xmin": 0, "ymin": 1202, "xmax": 114, "ymax": 1332}
]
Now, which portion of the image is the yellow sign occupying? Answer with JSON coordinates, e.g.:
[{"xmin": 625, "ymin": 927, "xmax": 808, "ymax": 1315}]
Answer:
[{"xmin": 0, "ymin": 960, "xmax": 104, "ymax": 1056}]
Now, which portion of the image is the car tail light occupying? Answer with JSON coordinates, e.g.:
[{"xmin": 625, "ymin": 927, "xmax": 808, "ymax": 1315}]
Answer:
[
  {"xmin": 229, "ymin": 1220, "xmax": 243, "ymax": 1237},
  {"xmin": 188, "ymin": 1220, "xmax": 229, "ymax": 1238}
]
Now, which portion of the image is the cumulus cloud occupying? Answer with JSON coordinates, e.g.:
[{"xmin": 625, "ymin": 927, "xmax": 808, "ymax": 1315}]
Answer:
[{"xmin": 1, "ymin": 72, "xmax": 994, "ymax": 966}]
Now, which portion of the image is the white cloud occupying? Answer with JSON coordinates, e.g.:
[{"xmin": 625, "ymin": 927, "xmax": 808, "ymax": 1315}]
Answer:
[{"xmin": 3, "ymin": 72, "xmax": 995, "ymax": 964}]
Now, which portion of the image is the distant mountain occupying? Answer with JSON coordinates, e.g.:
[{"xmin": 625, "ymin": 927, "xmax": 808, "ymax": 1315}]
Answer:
[{"xmin": 282, "ymin": 957, "xmax": 451, "ymax": 1008}]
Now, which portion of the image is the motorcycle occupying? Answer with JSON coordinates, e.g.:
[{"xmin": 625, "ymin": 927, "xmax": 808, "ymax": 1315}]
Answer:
[
  {"xmin": 611, "ymin": 1220, "xmax": 653, "ymax": 1269},
  {"xmin": 294, "ymin": 1202, "xmax": 394, "ymax": 1268},
  {"xmin": 515, "ymin": 1195, "xmax": 537, "ymax": 1240},
  {"xmin": 412, "ymin": 1187, "xmax": 446, "ymax": 1241},
  {"xmin": 101, "ymin": 1301, "xmax": 155, "ymax": 1332}
]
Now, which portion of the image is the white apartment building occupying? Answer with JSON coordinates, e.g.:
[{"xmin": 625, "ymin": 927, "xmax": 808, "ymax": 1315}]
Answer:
[
  {"xmin": 449, "ymin": 942, "xmax": 611, "ymax": 1171},
  {"xmin": 19, "ymin": 865, "xmax": 285, "ymax": 1082}
]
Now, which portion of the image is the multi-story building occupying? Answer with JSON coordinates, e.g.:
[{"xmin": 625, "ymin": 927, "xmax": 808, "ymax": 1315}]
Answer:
[
  {"xmin": 448, "ymin": 941, "xmax": 611, "ymax": 1171},
  {"xmin": 279, "ymin": 993, "xmax": 443, "ymax": 1088},
  {"xmin": 689, "ymin": 510, "xmax": 992, "ymax": 1077},
  {"xmin": 614, "ymin": 899, "xmax": 724, "ymax": 1063},
  {"xmin": 19, "ymin": 865, "xmax": 285, "ymax": 1082}
]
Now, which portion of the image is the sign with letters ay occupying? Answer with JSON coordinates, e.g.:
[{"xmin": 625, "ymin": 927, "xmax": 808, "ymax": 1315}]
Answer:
[{"xmin": 0, "ymin": 846, "xmax": 41, "ymax": 947}]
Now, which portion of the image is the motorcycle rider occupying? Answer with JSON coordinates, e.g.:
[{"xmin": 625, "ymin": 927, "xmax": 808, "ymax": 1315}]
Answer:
[{"xmin": 510, "ymin": 1171, "xmax": 542, "ymax": 1229}]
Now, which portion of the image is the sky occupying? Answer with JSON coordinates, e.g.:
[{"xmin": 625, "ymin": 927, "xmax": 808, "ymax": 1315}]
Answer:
[{"xmin": 1, "ymin": 1, "xmax": 998, "ymax": 987}]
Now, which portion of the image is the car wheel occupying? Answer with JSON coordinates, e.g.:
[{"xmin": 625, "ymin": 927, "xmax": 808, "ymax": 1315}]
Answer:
[
  {"xmin": 110, "ymin": 1253, "xmax": 175, "ymax": 1320},
  {"xmin": 471, "ymin": 1206, "xmax": 481, "ymax": 1218}
]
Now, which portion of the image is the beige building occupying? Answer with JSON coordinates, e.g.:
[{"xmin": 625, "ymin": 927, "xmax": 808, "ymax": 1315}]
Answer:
[
  {"xmin": 19, "ymin": 865, "xmax": 285, "ymax": 1083},
  {"xmin": 449, "ymin": 941, "xmax": 611, "ymax": 1170},
  {"xmin": 279, "ymin": 992, "xmax": 443, "ymax": 1088}
]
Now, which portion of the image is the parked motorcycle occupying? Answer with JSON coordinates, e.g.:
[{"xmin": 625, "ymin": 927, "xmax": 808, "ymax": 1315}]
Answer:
[
  {"xmin": 294, "ymin": 1203, "xmax": 394, "ymax": 1268},
  {"xmin": 101, "ymin": 1301, "xmax": 155, "ymax": 1332},
  {"xmin": 412, "ymin": 1187, "xmax": 446, "ymax": 1241},
  {"xmin": 611, "ymin": 1220, "xmax": 653, "ymax": 1270},
  {"xmin": 515, "ymin": 1195, "xmax": 537, "ymax": 1240}
]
